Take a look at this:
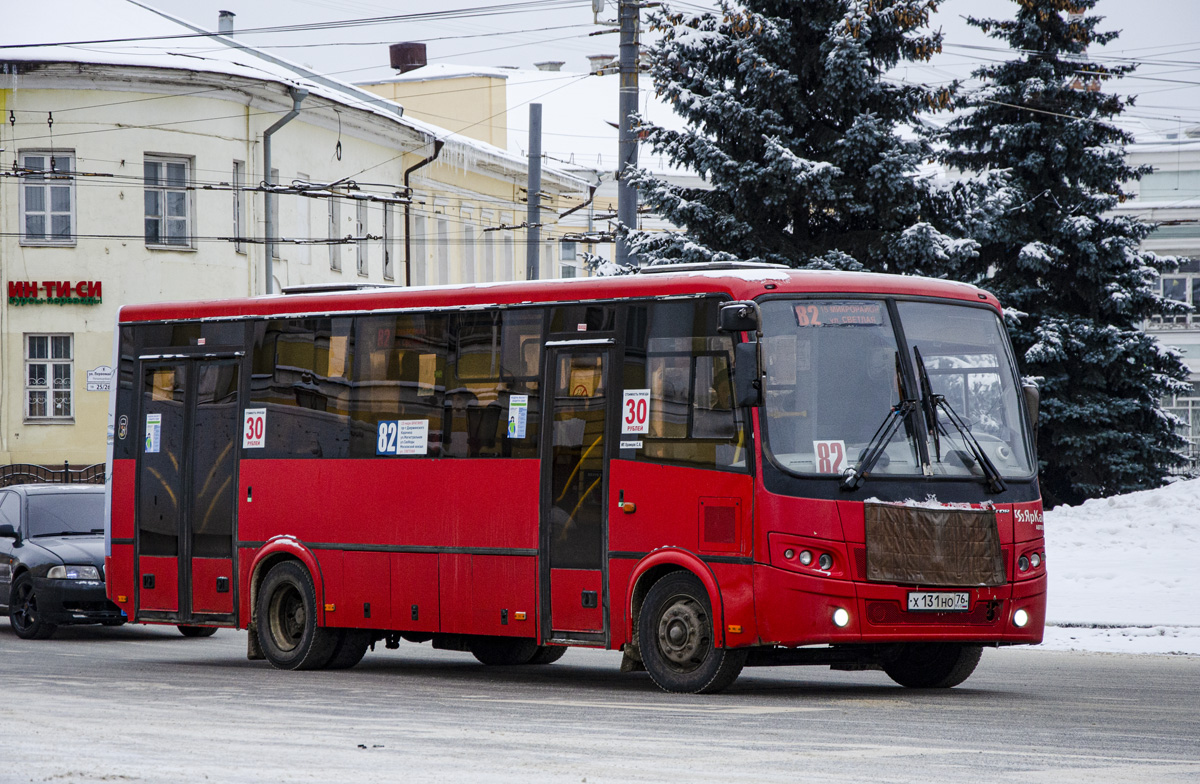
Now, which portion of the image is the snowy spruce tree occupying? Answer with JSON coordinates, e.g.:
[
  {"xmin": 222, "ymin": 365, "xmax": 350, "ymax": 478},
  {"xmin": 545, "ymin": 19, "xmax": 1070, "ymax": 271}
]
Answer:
[
  {"xmin": 625, "ymin": 0, "xmax": 982, "ymax": 273},
  {"xmin": 938, "ymin": 0, "xmax": 1192, "ymax": 505}
]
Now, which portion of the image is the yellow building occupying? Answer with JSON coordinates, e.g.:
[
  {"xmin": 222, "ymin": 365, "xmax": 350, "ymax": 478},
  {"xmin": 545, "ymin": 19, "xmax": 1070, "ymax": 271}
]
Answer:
[{"xmin": 0, "ymin": 1, "xmax": 588, "ymax": 467}]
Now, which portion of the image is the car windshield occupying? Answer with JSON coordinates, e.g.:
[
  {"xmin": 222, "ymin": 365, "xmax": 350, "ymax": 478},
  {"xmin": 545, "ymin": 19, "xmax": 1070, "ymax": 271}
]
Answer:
[
  {"xmin": 760, "ymin": 298, "xmax": 1035, "ymax": 482},
  {"xmin": 26, "ymin": 493, "xmax": 105, "ymax": 537}
]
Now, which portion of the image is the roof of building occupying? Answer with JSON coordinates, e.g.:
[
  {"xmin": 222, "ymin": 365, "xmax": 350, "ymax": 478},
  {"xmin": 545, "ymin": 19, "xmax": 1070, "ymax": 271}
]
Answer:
[{"xmin": 1, "ymin": 0, "xmax": 588, "ymax": 189}]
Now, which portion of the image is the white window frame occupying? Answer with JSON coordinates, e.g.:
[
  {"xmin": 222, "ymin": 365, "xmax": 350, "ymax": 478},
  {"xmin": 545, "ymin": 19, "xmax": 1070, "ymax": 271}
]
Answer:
[
  {"xmin": 19, "ymin": 151, "xmax": 76, "ymax": 246},
  {"xmin": 25, "ymin": 334, "xmax": 74, "ymax": 422},
  {"xmin": 144, "ymin": 155, "xmax": 194, "ymax": 249}
]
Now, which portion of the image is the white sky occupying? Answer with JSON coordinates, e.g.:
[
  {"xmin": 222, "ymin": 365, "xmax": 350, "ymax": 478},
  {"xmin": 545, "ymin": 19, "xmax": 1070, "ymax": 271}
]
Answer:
[{"xmin": 143, "ymin": 0, "xmax": 1200, "ymax": 137}]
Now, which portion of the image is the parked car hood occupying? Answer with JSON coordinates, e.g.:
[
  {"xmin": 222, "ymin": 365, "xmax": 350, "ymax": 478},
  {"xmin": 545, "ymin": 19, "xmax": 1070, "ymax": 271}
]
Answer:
[{"xmin": 26, "ymin": 536, "xmax": 106, "ymax": 568}]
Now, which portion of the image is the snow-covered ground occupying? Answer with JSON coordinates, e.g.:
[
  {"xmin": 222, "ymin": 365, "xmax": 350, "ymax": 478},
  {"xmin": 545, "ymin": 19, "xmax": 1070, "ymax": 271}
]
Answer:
[{"xmin": 1040, "ymin": 477, "xmax": 1200, "ymax": 656}]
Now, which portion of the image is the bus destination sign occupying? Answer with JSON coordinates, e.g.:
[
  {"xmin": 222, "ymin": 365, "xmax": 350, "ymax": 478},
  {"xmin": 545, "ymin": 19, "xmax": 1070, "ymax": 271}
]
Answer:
[{"xmin": 794, "ymin": 301, "xmax": 884, "ymax": 326}]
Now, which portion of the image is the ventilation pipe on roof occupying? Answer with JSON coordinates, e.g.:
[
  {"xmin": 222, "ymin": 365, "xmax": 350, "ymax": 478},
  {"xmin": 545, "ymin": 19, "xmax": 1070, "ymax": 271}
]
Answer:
[
  {"xmin": 587, "ymin": 54, "xmax": 617, "ymax": 74},
  {"xmin": 535, "ymin": 61, "xmax": 565, "ymax": 72},
  {"xmin": 263, "ymin": 86, "xmax": 308, "ymax": 295},
  {"xmin": 390, "ymin": 43, "xmax": 428, "ymax": 73},
  {"xmin": 218, "ymin": 10, "xmax": 235, "ymax": 36}
]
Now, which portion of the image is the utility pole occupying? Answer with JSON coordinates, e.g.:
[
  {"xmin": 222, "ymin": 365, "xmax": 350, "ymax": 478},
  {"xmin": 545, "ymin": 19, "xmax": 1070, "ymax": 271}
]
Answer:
[
  {"xmin": 615, "ymin": 0, "xmax": 640, "ymax": 267},
  {"xmin": 525, "ymin": 103, "xmax": 542, "ymax": 281}
]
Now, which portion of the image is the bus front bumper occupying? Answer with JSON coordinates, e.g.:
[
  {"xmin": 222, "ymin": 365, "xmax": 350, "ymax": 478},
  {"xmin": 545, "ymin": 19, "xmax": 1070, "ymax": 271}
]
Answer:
[{"xmin": 752, "ymin": 563, "xmax": 1046, "ymax": 647}]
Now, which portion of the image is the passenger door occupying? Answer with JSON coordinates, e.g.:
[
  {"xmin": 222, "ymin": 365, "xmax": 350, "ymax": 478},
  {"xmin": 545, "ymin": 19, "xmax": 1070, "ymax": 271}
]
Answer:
[
  {"xmin": 540, "ymin": 344, "xmax": 611, "ymax": 644},
  {"xmin": 136, "ymin": 358, "xmax": 240, "ymax": 624}
]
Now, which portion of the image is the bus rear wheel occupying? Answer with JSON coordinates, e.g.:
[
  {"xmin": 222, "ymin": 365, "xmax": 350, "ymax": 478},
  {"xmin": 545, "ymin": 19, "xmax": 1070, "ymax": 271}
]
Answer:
[
  {"xmin": 178, "ymin": 625, "xmax": 217, "ymax": 638},
  {"xmin": 324, "ymin": 630, "xmax": 373, "ymax": 670},
  {"xmin": 469, "ymin": 636, "xmax": 540, "ymax": 665},
  {"xmin": 257, "ymin": 561, "xmax": 338, "ymax": 670},
  {"xmin": 527, "ymin": 645, "xmax": 567, "ymax": 665},
  {"xmin": 881, "ymin": 643, "xmax": 983, "ymax": 688},
  {"xmin": 638, "ymin": 571, "xmax": 746, "ymax": 694}
]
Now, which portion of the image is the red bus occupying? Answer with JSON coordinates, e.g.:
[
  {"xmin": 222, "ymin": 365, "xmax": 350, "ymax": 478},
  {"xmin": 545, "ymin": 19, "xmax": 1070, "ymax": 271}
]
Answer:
[{"xmin": 104, "ymin": 263, "xmax": 1045, "ymax": 693}]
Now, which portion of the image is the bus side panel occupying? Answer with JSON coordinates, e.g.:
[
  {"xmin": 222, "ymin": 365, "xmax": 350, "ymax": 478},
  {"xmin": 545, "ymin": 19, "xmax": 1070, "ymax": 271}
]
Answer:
[
  {"xmin": 439, "ymin": 553, "xmax": 472, "ymax": 634},
  {"xmin": 106, "ymin": 545, "xmax": 135, "ymax": 616},
  {"xmin": 472, "ymin": 555, "xmax": 538, "ymax": 638},
  {"xmin": 391, "ymin": 553, "xmax": 440, "ymax": 632},
  {"xmin": 106, "ymin": 458, "xmax": 138, "ymax": 614},
  {"xmin": 607, "ymin": 558, "xmax": 635, "ymax": 649},
  {"xmin": 342, "ymin": 551, "xmax": 391, "ymax": 629},
  {"xmin": 138, "ymin": 555, "xmax": 180, "ymax": 613},
  {"xmin": 314, "ymin": 549, "xmax": 343, "ymax": 623},
  {"xmin": 708, "ymin": 562, "xmax": 757, "ymax": 648},
  {"xmin": 237, "ymin": 459, "xmax": 540, "ymax": 550},
  {"xmin": 608, "ymin": 460, "xmax": 752, "ymax": 556}
]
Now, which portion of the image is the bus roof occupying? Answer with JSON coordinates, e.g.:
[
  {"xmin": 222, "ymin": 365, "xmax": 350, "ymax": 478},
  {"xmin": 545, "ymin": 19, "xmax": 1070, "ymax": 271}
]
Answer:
[{"xmin": 117, "ymin": 267, "xmax": 1000, "ymax": 324}]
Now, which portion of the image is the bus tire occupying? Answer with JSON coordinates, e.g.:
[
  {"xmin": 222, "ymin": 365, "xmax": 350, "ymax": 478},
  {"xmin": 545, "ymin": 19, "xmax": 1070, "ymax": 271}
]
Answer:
[
  {"xmin": 881, "ymin": 643, "xmax": 983, "ymax": 688},
  {"xmin": 469, "ymin": 636, "xmax": 540, "ymax": 665},
  {"xmin": 177, "ymin": 625, "xmax": 217, "ymax": 638},
  {"xmin": 324, "ymin": 630, "xmax": 372, "ymax": 670},
  {"xmin": 257, "ymin": 561, "xmax": 338, "ymax": 670},
  {"xmin": 527, "ymin": 645, "xmax": 567, "ymax": 665},
  {"xmin": 638, "ymin": 571, "xmax": 746, "ymax": 694}
]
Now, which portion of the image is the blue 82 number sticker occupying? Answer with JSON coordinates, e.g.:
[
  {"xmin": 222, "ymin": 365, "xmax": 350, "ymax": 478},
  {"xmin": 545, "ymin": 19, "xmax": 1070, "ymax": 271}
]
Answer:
[{"xmin": 377, "ymin": 421, "xmax": 399, "ymax": 455}]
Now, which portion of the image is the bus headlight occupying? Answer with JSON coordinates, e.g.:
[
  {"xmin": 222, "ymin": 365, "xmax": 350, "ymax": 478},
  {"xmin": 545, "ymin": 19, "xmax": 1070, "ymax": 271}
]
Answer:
[
  {"xmin": 832, "ymin": 608, "xmax": 850, "ymax": 628},
  {"xmin": 48, "ymin": 565, "xmax": 101, "ymax": 580},
  {"xmin": 1013, "ymin": 609, "xmax": 1029, "ymax": 628}
]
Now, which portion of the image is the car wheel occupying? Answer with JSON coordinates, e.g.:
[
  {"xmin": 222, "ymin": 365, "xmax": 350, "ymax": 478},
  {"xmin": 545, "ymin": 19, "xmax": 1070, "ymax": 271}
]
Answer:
[
  {"xmin": 881, "ymin": 643, "xmax": 983, "ymax": 688},
  {"xmin": 256, "ymin": 561, "xmax": 338, "ymax": 670},
  {"xmin": 9, "ymin": 573, "xmax": 58, "ymax": 640},
  {"xmin": 527, "ymin": 645, "xmax": 567, "ymax": 665},
  {"xmin": 637, "ymin": 571, "xmax": 746, "ymax": 694},
  {"xmin": 469, "ymin": 636, "xmax": 540, "ymax": 665},
  {"xmin": 178, "ymin": 625, "xmax": 218, "ymax": 638}
]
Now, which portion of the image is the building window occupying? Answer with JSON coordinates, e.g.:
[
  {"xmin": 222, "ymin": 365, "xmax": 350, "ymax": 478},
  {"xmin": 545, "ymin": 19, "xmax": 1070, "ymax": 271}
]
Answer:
[
  {"xmin": 1165, "ymin": 383, "xmax": 1200, "ymax": 473},
  {"xmin": 232, "ymin": 160, "xmax": 246, "ymax": 254},
  {"xmin": 145, "ymin": 156, "xmax": 192, "ymax": 247},
  {"xmin": 357, "ymin": 200, "xmax": 369, "ymax": 276},
  {"xmin": 383, "ymin": 203, "xmax": 394, "ymax": 281},
  {"xmin": 26, "ymin": 334, "xmax": 73, "ymax": 421},
  {"xmin": 1153, "ymin": 258, "xmax": 1200, "ymax": 327},
  {"xmin": 329, "ymin": 199, "xmax": 342, "ymax": 271},
  {"xmin": 20, "ymin": 152, "xmax": 75, "ymax": 245}
]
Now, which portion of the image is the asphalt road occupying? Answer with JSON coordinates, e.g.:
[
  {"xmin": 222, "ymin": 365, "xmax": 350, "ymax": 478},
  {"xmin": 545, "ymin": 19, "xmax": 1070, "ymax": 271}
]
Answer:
[{"xmin": 3, "ymin": 621, "xmax": 1198, "ymax": 784}]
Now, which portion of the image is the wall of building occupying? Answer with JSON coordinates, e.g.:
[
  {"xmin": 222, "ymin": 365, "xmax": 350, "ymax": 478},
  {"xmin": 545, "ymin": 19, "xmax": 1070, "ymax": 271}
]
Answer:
[{"xmin": 0, "ymin": 64, "xmax": 584, "ymax": 467}]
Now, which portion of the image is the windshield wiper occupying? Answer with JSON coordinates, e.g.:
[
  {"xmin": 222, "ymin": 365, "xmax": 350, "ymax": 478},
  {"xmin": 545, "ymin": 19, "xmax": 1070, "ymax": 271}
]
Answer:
[
  {"xmin": 913, "ymin": 346, "xmax": 1007, "ymax": 494},
  {"xmin": 842, "ymin": 352, "xmax": 916, "ymax": 490},
  {"xmin": 33, "ymin": 530, "xmax": 97, "ymax": 537}
]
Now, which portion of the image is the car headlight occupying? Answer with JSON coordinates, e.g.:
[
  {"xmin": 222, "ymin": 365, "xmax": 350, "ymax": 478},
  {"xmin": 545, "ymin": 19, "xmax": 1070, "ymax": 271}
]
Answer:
[{"xmin": 48, "ymin": 565, "xmax": 101, "ymax": 580}]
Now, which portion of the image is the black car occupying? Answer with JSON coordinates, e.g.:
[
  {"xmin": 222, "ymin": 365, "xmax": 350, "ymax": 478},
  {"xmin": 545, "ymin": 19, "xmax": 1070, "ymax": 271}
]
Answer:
[{"xmin": 0, "ymin": 484, "xmax": 125, "ymax": 639}]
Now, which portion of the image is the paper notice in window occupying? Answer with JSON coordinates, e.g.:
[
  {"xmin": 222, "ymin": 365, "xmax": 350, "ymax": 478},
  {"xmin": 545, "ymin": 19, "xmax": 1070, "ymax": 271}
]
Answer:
[
  {"xmin": 145, "ymin": 413, "xmax": 161, "ymax": 453},
  {"xmin": 507, "ymin": 395, "xmax": 528, "ymax": 439}
]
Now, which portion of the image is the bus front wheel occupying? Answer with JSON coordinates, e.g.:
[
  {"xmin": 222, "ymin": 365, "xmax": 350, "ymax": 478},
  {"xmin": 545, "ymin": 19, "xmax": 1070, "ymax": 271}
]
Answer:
[
  {"xmin": 638, "ymin": 571, "xmax": 746, "ymax": 694},
  {"xmin": 881, "ymin": 643, "xmax": 983, "ymax": 688},
  {"xmin": 257, "ymin": 561, "xmax": 338, "ymax": 670}
]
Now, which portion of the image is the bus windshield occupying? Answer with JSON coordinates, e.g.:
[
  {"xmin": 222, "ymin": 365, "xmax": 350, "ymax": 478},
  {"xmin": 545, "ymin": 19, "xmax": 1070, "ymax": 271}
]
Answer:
[{"xmin": 760, "ymin": 298, "xmax": 1035, "ymax": 482}]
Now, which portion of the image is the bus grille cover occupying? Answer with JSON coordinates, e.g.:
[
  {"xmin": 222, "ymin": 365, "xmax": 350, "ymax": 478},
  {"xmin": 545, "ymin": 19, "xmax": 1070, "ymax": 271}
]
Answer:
[{"xmin": 864, "ymin": 503, "xmax": 1005, "ymax": 587}]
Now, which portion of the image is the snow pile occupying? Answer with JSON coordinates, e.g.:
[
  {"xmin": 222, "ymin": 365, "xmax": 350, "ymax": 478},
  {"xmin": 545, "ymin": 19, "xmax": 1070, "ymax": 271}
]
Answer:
[{"xmin": 1040, "ymin": 477, "xmax": 1200, "ymax": 655}]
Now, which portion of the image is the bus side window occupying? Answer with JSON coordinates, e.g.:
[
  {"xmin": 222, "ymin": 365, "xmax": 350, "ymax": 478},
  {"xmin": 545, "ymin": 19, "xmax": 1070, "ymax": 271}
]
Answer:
[
  {"xmin": 623, "ymin": 299, "xmax": 746, "ymax": 471},
  {"xmin": 444, "ymin": 308, "xmax": 543, "ymax": 459}
]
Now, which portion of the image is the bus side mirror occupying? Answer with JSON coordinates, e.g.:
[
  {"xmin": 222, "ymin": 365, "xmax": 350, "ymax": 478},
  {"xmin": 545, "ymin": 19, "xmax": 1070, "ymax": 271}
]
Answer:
[
  {"xmin": 1022, "ymin": 383, "xmax": 1040, "ymax": 441},
  {"xmin": 733, "ymin": 342, "xmax": 761, "ymax": 408},
  {"xmin": 719, "ymin": 302, "xmax": 760, "ymax": 333}
]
